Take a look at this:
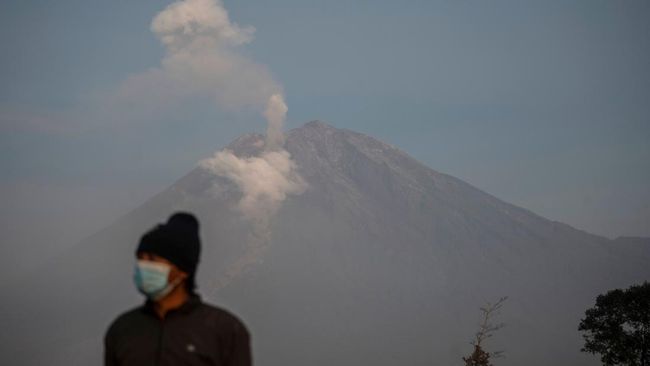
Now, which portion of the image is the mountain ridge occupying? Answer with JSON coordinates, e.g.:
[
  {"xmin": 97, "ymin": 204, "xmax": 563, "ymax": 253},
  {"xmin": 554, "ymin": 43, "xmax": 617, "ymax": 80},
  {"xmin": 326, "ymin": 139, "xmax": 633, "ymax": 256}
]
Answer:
[{"xmin": 143, "ymin": 120, "xmax": 610, "ymax": 245}]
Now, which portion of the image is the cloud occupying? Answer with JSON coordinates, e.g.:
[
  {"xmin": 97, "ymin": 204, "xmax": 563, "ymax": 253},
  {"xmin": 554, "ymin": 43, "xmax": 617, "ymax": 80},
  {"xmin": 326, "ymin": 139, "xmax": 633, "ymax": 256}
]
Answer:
[
  {"xmin": 199, "ymin": 148, "xmax": 306, "ymax": 227},
  {"xmin": 115, "ymin": 0, "xmax": 281, "ymax": 111},
  {"xmin": 151, "ymin": 0, "xmax": 254, "ymax": 50}
]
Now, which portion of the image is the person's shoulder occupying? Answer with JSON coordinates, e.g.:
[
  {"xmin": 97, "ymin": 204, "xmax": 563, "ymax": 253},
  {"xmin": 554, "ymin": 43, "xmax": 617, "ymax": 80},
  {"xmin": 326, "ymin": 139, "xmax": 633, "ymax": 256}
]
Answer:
[
  {"xmin": 105, "ymin": 304, "xmax": 147, "ymax": 339},
  {"xmin": 197, "ymin": 301, "xmax": 249, "ymax": 333}
]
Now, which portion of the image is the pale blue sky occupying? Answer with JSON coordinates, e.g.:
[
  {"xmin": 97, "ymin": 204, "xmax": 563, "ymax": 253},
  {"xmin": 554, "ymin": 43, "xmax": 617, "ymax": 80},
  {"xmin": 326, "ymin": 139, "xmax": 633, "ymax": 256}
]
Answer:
[{"xmin": 1, "ymin": 0, "xmax": 649, "ymax": 276}]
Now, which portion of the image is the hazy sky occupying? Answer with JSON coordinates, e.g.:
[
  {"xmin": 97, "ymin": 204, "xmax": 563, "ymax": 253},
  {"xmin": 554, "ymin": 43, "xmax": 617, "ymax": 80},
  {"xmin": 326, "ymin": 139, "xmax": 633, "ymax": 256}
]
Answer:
[{"xmin": 1, "ymin": 0, "xmax": 649, "ymax": 278}]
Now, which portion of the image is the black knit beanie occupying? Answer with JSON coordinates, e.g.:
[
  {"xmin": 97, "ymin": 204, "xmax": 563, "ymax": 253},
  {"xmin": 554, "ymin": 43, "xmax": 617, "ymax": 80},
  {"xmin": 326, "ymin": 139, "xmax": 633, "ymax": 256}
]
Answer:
[{"xmin": 136, "ymin": 212, "xmax": 201, "ymax": 278}]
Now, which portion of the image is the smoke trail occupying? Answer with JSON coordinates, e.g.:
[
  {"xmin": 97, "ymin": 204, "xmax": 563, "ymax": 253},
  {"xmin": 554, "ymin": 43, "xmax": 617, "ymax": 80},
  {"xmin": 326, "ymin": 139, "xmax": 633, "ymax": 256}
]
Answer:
[
  {"xmin": 199, "ymin": 139, "xmax": 306, "ymax": 229},
  {"xmin": 264, "ymin": 94, "xmax": 288, "ymax": 151},
  {"xmin": 127, "ymin": 0, "xmax": 305, "ymax": 225},
  {"xmin": 199, "ymin": 92, "xmax": 305, "ymax": 290},
  {"xmin": 128, "ymin": 0, "xmax": 307, "ymax": 288}
]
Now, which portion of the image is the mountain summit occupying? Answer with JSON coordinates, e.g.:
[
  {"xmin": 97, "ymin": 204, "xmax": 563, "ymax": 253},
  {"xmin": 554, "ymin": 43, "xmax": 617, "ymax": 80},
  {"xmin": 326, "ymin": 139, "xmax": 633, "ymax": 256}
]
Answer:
[{"xmin": 2, "ymin": 121, "xmax": 649, "ymax": 366}]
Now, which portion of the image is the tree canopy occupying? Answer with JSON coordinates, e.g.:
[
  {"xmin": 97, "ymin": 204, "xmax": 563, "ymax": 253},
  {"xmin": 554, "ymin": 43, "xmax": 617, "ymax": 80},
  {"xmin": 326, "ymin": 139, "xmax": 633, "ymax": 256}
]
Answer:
[{"xmin": 578, "ymin": 281, "xmax": 650, "ymax": 366}]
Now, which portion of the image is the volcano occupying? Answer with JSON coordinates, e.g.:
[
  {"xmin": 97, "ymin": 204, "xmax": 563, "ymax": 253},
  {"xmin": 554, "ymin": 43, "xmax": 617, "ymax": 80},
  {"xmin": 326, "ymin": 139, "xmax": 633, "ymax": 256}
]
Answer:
[{"xmin": 2, "ymin": 121, "xmax": 648, "ymax": 366}]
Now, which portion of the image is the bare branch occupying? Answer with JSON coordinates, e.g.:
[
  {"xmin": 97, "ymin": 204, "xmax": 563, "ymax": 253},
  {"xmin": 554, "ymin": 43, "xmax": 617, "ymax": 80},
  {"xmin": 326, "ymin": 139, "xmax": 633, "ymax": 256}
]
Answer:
[{"xmin": 463, "ymin": 296, "xmax": 508, "ymax": 366}]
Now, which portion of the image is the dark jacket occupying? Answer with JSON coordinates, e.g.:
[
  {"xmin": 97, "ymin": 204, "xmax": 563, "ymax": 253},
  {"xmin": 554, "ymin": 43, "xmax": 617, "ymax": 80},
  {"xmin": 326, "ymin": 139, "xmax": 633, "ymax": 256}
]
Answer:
[{"xmin": 104, "ymin": 294, "xmax": 251, "ymax": 366}]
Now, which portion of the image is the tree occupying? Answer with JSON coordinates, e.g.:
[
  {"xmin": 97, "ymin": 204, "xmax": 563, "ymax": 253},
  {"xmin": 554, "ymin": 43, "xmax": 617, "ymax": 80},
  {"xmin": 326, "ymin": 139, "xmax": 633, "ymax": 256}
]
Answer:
[
  {"xmin": 579, "ymin": 281, "xmax": 650, "ymax": 366},
  {"xmin": 462, "ymin": 296, "xmax": 507, "ymax": 366}
]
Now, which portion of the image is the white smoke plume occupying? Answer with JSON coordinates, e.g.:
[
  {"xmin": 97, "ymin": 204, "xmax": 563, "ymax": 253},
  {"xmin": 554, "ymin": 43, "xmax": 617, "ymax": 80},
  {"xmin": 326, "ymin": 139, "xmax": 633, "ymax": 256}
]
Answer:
[
  {"xmin": 200, "ymin": 91, "xmax": 305, "ymax": 290},
  {"xmin": 117, "ymin": 0, "xmax": 280, "ymax": 110},
  {"xmin": 200, "ymin": 119, "xmax": 306, "ymax": 290},
  {"xmin": 127, "ymin": 0, "xmax": 305, "ymax": 223},
  {"xmin": 199, "ymin": 142, "xmax": 306, "ymax": 228},
  {"xmin": 142, "ymin": 0, "xmax": 306, "ymax": 226},
  {"xmin": 133, "ymin": 0, "xmax": 307, "ymax": 288},
  {"xmin": 263, "ymin": 94, "xmax": 288, "ymax": 152}
]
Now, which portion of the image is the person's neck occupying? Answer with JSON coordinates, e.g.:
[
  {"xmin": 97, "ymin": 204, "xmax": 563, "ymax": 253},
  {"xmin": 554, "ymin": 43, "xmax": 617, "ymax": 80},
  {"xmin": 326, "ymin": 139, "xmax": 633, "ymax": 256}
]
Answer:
[{"xmin": 153, "ymin": 283, "xmax": 190, "ymax": 319}]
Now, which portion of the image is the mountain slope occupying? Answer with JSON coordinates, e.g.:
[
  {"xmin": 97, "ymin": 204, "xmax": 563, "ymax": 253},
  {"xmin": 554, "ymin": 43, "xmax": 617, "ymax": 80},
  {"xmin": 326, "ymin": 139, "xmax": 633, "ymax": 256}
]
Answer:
[{"xmin": 1, "ymin": 121, "xmax": 648, "ymax": 366}]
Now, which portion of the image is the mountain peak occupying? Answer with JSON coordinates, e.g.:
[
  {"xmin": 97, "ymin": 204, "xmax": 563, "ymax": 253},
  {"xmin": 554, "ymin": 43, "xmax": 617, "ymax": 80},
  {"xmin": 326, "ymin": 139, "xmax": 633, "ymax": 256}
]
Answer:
[
  {"xmin": 303, "ymin": 120, "xmax": 335, "ymax": 130},
  {"xmin": 225, "ymin": 132, "xmax": 265, "ymax": 157},
  {"xmin": 290, "ymin": 120, "xmax": 340, "ymax": 141}
]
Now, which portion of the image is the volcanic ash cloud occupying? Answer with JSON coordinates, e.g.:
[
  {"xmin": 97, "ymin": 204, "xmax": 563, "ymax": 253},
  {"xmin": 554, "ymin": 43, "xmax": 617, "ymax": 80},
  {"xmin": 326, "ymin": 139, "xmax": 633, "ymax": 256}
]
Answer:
[
  {"xmin": 200, "ymin": 94, "xmax": 306, "ymax": 228},
  {"xmin": 131, "ymin": 0, "xmax": 306, "ymax": 226},
  {"xmin": 118, "ymin": 0, "xmax": 280, "ymax": 110},
  {"xmin": 199, "ymin": 93, "xmax": 305, "ymax": 290}
]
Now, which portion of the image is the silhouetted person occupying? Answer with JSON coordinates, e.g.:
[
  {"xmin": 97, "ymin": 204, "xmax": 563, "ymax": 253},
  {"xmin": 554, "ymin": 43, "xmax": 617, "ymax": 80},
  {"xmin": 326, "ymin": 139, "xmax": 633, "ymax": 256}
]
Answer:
[{"xmin": 104, "ymin": 212, "xmax": 252, "ymax": 366}]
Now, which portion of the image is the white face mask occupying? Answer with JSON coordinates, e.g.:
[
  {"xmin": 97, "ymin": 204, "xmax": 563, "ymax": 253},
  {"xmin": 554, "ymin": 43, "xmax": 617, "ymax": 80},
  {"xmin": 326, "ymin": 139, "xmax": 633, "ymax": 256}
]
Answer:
[{"xmin": 133, "ymin": 260, "xmax": 182, "ymax": 301}]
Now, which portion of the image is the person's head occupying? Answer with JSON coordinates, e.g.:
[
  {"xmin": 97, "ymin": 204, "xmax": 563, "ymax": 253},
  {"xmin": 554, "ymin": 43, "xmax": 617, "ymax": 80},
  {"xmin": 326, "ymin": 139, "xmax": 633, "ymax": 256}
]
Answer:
[{"xmin": 134, "ymin": 212, "xmax": 201, "ymax": 300}]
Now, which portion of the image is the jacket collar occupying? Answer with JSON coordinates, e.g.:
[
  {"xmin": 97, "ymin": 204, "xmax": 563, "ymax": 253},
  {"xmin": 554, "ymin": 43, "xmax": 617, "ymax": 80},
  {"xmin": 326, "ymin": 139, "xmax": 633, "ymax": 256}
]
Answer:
[{"xmin": 142, "ymin": 293, "xmax": 202, "ymax": 317}]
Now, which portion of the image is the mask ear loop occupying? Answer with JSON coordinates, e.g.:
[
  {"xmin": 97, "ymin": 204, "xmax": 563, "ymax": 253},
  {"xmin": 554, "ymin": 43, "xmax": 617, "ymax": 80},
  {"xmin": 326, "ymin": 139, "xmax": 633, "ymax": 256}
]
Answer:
[{"xmin": 152, "ymin": 274, "xmax": 185, "ymax": 301}]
